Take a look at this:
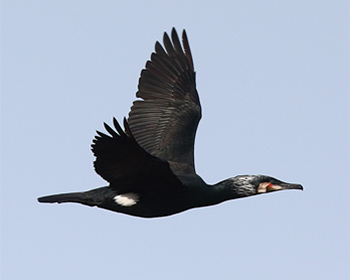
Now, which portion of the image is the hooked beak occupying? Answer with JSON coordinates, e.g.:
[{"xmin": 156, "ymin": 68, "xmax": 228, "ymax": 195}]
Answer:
[{"xmin": 258, "ymin": 181, "xmax": 303, "ymax": 193}]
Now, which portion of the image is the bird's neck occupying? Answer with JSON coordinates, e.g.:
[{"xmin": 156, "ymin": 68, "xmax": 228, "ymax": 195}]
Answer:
[
  {"xmin": 189, "ymin": 179, "xmax": 245, "ymax": 208},
  {"xmin": 178, "ymin": 174, "xmax": 254, "ymax": 208},
  {"xmin": 200, "ymin": 178, "xmax": 256, "ymax": 206}
]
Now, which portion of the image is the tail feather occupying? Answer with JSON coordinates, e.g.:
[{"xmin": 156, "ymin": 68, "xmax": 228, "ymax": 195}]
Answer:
[
  {"xmin": 38, "ymin": 187, "xmax": 112, "ymax": 206},
  {"xmin": 38, "ymin": 192, "xmax": 89, "ymax": 204}
]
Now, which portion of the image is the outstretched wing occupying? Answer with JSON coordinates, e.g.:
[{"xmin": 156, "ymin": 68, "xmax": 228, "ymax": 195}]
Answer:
[
  {"xmin": 128, "ymin": 28, "xmax": 201, "ymax": 174},
  {"xmin": 91, "ymin": 118, "xmax": 184, "ymax": 193}
]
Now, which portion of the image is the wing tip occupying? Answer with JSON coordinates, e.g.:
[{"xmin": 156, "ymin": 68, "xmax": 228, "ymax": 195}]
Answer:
[
  {"xmin": 181, "ymin": 29, "xmax": 194, "ymax": 70},
  {"xmin": 123, "ymin": 117, "xmax": 135, "ymax": 139}
]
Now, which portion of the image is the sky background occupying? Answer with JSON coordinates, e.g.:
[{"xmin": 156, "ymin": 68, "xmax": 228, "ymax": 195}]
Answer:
[{"xmin": 1, "ymin": 1, "xmax": 349, "ymax": 279}]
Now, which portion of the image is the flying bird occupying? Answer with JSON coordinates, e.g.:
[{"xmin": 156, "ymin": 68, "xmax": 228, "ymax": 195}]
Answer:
[{"xmin": 38, "ymin": 28, "xmax": 303, "ymax": 218}]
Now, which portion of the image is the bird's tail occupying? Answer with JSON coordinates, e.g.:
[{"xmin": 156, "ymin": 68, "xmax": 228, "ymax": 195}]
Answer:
[
  {"xmin": 38, "ymin": 187, "xmax": 111, "ymax": 206},
  {"xmin": 38, "ymin": 192, "xmax": 94, "ymax": 205}
]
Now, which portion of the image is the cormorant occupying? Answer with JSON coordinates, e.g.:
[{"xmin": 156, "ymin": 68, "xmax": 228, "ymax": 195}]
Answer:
[{"xmin": 38, "ymin": 28, "xmax": 303, "ymax": 218}]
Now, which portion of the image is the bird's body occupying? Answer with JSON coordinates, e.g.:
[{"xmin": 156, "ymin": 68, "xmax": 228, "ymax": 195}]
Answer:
[{"xmin": 38, "ymin": 28, "xmax": 302, "ymax": 218}]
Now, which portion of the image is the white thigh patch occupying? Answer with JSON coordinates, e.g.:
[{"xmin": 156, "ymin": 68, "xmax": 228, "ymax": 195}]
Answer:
[{"xmin": 113, "ymin": 193, "xmax": 139, "ymax": 207}]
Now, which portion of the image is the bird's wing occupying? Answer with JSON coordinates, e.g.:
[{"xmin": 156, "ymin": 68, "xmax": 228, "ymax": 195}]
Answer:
[
  {"xmin": 128, "ymin": 28, "xmax": 201, "ymax": 174},
  {"xmin": 91, "ymin": 118, "xmax": 184, "ymax": 193}
]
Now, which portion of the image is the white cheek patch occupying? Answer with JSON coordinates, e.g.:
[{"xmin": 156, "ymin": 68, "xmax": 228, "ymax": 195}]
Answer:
[{"xmin": 114, "ymin": 193, "xmax": 139, "ymax": 207}]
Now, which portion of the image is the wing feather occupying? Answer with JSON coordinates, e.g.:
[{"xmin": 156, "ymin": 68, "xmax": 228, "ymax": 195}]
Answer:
[
  {"xmin": 128, "ymin": 28, "xmax": 201, "ymax": 174},
  {"xmin": 91, "ymin": 118, "xmax": 183, "ymax": 193}
]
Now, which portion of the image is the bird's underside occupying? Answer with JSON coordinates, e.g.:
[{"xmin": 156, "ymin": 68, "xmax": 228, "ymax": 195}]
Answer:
[{"xmin": 38, "ymin": 28, "xmax": 303, "ymax": 218}]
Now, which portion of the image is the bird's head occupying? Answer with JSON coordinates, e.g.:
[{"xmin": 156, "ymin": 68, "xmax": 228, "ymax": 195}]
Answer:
[{"xmin": 225, "ymin": 175, "xmax": 303, "ymax": 198}]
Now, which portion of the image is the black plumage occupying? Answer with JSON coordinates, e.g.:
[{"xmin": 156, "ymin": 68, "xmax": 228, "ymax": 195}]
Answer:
[{"xmin": 38, "ymin": 28, "xmax": 302, "ymax": 218}]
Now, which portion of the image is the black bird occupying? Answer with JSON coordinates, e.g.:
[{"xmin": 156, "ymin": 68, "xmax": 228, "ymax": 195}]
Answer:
[{"xmin": 38, "ymin": 28, "xmax": 303, "ymax": 218}]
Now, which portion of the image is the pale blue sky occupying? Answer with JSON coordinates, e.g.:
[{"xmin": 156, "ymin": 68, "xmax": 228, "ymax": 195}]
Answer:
[{"xmin": 1, "ymin": 1, "xmax": 349, "ymax": 279}]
